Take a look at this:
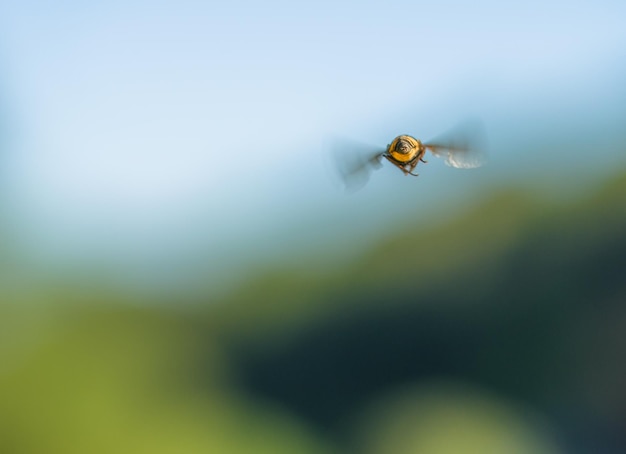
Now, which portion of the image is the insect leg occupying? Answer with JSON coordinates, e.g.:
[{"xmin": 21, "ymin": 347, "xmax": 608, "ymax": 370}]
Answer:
[
  {"xmin": 407, "ymin": 160, "xmax": 419, "ymax": 177},
  {"xmin": 418, "ymin": 148, "xmax": 428, "ymax": 164},
  {"xmin": 384, "ymin": 155, "xmax": 411, "ymax": 176}
]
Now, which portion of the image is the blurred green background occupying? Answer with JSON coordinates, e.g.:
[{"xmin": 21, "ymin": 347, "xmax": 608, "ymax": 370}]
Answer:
[
  {"xmin": 2, "ymin": 169, "xmax": 626, "ymax": 453},
  {"xmin": 2, "ymin": 1, "xmax": 626, "ymax": 453}
]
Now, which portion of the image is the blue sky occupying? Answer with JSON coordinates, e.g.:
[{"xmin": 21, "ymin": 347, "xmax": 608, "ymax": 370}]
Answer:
[{"xmin": 1, "ymin": 0, "xmax": 625, "ymax": 291}]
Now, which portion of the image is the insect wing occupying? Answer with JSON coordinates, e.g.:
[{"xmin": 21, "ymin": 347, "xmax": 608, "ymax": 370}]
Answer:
[
  {"xmin": 427, "ymin": 145, "xmax": 486, "ymax": 169},
  {"xmin": 331, "ymin": 138, "xmax": 385, "ymax": 191},
  {"xmin": 425, "ymin": 119, "xmax": 487, "ymax": 169}
]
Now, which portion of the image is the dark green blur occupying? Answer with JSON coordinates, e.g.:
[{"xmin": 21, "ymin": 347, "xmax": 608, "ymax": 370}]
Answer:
[{"xmin": 2, "ymin": 171, "xmax": 626, "ymax": 453}]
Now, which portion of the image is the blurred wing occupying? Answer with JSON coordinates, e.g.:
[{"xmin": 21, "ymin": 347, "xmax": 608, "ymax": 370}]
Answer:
[
  {"xmin": 331, "ymin": 138, "xmax": 385, "ymax": 191},
  {"xmin": 425, "ymin": 119, "xmax": 488, "ymax": 169}
]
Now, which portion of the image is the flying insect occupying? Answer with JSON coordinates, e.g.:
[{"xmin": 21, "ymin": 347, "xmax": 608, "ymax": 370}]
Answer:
[{"xmin": 333, "ymin": 119, "xmax": 487, "ymax": 190}]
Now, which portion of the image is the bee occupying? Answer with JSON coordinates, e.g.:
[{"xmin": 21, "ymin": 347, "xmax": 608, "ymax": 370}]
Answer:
[{"xmin": 333, "ymin": 119, "xmax": 487, "ymax": 190}]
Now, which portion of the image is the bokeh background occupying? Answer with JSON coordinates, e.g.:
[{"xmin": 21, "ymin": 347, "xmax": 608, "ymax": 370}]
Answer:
[{"xmin": 1, "ymin": 1, "xmax": 626, "ymax": 453}]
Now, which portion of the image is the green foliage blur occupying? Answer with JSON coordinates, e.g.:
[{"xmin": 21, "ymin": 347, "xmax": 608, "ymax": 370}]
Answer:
[{"xmin": 2, "ymin": 171, "xmax": 626, "ymax": 453}]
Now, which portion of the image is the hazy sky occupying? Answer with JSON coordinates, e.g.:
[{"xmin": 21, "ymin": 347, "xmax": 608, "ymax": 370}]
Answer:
[{"xmin": 1, "ymin": 0, "xmax": 625, "ymax": 290}]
